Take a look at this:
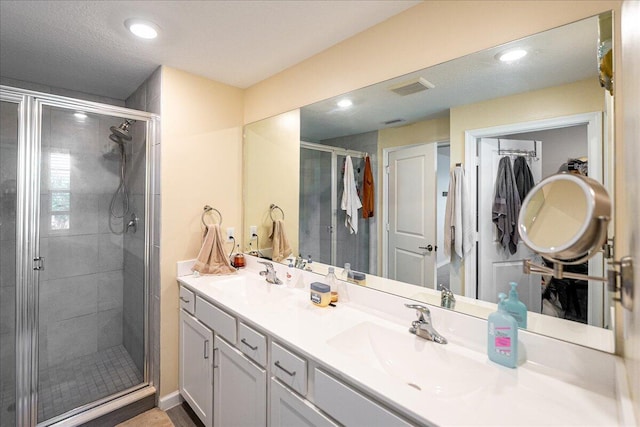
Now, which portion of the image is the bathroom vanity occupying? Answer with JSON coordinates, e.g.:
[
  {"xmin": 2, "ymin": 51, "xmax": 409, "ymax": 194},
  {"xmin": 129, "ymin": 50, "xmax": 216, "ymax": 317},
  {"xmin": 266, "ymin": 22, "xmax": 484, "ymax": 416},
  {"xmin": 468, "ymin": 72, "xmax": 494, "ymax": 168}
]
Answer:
[{"xmin": 177, "ymin": 256, "xmax": 631, "ymax": 426}]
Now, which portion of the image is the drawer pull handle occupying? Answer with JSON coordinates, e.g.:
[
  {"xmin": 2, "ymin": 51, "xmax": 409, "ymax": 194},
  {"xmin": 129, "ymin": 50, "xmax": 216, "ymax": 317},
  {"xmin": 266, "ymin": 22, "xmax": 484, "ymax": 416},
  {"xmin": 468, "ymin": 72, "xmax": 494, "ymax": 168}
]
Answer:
[
  {"xmin": 180, "ymin": 296, "xmax": 190, "ymax": 303},
  {"xmin": 274, "ymin": 360, "xmax": 296, "ymax": 377},
  {"xmin": 204, "ymin": 340, "xmax": 209, "ymax": 359},
  {"xmin": 241, "ymin": 338, "xmax": 258, "ymax": 351}
]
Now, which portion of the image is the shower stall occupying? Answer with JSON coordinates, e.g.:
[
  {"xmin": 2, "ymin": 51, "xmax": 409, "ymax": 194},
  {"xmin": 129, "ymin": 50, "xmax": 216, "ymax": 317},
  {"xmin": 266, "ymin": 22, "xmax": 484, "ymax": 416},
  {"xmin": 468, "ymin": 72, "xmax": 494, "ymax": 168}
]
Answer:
[
  {"xmin": 299, "ymin": 141, "xmax": 373, "ymax": 274},
  {"xmin": 0, "ymin": 86, "xmax": 158, "ymax": 426}
]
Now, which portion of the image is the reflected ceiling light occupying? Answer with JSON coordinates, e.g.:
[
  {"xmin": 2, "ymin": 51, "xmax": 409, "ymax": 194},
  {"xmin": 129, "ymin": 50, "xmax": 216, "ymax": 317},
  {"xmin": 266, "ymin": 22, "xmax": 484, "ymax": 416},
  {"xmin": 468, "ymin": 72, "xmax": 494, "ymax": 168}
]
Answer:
[
  {"xmin": 125, "ymin": 19, "xmax": 158, "ymax": 39},
  {"xmin": 497, "ymin": 49, "xmax": 528, "ymax": 62},
  {"xmin": 337, "ymin": 99, "xmax": 353, "ymax": 108},
  {"xmin": 74, "ymin": 111, "xmax": 87, "ymax": 120}
]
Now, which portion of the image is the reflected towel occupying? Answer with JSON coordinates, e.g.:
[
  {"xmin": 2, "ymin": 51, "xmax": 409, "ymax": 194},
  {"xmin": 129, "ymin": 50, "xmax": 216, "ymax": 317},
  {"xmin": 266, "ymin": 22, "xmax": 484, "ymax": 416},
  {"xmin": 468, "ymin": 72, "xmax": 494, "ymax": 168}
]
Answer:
[
  {"xmin": 269, "ymin": 219, "xmax": 292, "ymax": 262},
  {"xmin": 341, "ymin": 155, "xmax": 362, "ymax": 234},
  {"xmin": 192, "ymin": 225, "xmax": 236, "ymax": 275},
  {"xmin": 361, "ymin": 156, "xmax": 374, "ymax": 218},
  {"xmin": 513, "ymin": 156, "xmax": 535, "ymax": 202},
  {"xmin": 444, "ymin": 166, "xmax": 474, "ymax": 258},
  {"xmin": 492, "ymin": 157, "xmax": 521, "ymax": 255}
]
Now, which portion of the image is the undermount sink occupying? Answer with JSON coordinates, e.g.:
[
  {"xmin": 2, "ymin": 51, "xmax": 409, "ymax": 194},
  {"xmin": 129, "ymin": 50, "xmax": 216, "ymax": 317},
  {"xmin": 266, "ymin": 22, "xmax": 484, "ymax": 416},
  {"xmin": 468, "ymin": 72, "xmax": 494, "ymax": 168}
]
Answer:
[
  {"xmin": 327, "ymin": 321, "xmax": 492, "ymax": 399},
  {"xmin": 196, "ymin": 273, "xmax": 294, "ymax": 303}
]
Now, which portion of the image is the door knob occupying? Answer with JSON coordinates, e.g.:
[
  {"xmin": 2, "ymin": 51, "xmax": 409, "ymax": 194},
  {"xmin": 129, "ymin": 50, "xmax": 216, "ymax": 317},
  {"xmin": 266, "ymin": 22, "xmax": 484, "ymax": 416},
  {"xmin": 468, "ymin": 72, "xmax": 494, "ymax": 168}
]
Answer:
[{"xmin": 419, "ymin": 245, "xmax": 436, "ymax": 252}]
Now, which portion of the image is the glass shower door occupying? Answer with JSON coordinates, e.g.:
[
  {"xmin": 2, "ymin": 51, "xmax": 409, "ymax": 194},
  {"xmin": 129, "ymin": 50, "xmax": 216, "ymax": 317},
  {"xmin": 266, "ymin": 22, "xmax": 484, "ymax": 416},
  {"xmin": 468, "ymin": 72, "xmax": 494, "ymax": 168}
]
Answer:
[
  {"xmin": 0, "ymin": 100, "xmax": 19, "ymax": 427},
  {"xmin": 36, "ymin": 105, "xmax": 145, "ymax": 423},
  {"xmin": 299, "ymin": 147, "xmax": 332, "ymax": 265}
]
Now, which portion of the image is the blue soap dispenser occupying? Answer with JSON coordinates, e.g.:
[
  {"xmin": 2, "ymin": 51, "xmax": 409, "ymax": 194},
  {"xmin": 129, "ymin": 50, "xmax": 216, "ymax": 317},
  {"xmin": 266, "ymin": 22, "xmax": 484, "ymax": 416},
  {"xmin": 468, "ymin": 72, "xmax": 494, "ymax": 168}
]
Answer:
[
  {"xmin": 505, "ymin": 282, "xmax": 528, "ymax": 328},
  {"xmin": 487, "ymin": 293, "xmax": 518, "ymax": 368}
]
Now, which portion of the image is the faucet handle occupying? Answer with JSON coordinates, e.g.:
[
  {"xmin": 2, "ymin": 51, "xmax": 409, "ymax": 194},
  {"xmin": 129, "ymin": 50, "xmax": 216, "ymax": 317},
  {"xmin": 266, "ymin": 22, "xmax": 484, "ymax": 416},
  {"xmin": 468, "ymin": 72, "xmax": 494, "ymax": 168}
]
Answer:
[{"xmin": 404, "ymin": 303, "xmax": 431, "ymax": 322}]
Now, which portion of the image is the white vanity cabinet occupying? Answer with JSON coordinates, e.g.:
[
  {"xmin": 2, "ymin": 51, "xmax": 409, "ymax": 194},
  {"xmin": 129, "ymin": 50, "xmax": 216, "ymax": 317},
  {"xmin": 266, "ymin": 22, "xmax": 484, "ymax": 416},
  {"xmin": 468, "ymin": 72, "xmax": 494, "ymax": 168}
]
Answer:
[
  {"xmin": 179, "ymin": 309, "xmax": 213, "ymax": 427},
  {"xmin": 213, "ymin": 336, "xmax": 267, "ymax": 427},
  {"xmin": 179, "ymin": 283, "xmax": 416, "ymax": 427},
  {"xmin": 271, "ymin": 378, "xmax": 338, "ymax": 427}
]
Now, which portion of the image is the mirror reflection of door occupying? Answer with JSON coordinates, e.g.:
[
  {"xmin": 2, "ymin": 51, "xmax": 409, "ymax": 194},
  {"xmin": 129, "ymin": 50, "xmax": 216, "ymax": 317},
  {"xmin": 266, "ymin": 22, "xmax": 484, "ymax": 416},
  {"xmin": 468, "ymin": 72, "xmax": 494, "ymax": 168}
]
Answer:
[
  {"xmin": 477, "ymin": 138, "xmax": 543, "ymax": 312},
  {"xmin": 387, "ymin": 143, "xmax": 437, "ymax": 287},
  {"xmin": 474, "ymin": 123, "xmax": 606, "ymax": 327}
]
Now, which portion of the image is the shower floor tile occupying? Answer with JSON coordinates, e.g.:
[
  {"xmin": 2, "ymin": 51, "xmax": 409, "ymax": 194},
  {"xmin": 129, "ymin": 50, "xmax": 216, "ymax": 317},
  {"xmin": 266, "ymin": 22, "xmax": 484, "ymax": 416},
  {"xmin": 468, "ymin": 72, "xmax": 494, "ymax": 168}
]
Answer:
[{"xmin": 37, "ymin": 344, "xmax": 143, "ymax": 423}]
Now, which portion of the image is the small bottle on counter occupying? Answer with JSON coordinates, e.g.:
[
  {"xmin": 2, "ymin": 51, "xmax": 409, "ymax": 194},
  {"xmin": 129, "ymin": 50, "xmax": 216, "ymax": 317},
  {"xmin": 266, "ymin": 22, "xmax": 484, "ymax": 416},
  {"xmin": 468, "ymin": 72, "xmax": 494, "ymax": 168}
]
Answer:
[
  {"xmin": 310, "ymin": 282, "xmax": 331, "ymax": 307},
  {"xmin": 286, "ymin": 258, "xmax": 295, "ymax": 287},
  {"xmin": 325, "ymin": 267, "xmax": 339, "ymax": 302},
  {"xmin": 341, "ymin": 263, "xmax": 351, "ymax": 282}
]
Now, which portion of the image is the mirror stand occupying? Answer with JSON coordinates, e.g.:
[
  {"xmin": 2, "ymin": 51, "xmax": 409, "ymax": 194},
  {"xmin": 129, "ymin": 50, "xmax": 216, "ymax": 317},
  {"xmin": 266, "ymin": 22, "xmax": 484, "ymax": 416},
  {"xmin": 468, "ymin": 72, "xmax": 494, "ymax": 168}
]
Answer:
[{"xmin": 523, "ymin": 256, "xmax": 634, "ymax": 311}]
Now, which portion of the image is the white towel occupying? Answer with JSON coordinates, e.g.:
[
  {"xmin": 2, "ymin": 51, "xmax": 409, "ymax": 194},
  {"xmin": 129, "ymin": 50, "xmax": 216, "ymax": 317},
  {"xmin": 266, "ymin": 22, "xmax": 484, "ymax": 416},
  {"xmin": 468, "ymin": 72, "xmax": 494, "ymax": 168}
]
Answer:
[
  {"xmin": 341, "ymin": 155, "xmax": 362, "ymax": 234},
  {"xmin": 444, "ymin": 166, "xmax": 474, "ymax": 258}
]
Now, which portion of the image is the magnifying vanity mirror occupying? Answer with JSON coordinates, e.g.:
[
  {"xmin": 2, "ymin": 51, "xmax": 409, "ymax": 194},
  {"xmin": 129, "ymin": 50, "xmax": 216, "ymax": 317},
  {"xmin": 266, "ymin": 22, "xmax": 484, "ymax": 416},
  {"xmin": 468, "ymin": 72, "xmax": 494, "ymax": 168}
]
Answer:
[
  {"xmin": 243, "ymin": 12, "xmax": 617, "ymax": 351},
  {"xmin": 519, "ymin": 173, "xmax": 611, "ymax": 263}
]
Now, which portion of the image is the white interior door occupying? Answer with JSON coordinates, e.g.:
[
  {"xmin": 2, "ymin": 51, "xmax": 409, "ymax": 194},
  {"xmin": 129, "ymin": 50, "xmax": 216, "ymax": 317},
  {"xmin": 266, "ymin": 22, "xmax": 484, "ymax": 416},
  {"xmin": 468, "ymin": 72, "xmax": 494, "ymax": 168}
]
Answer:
[
  {"xmin": 477, "ymin": 138, "xmax": 543, "ymax": 311},
  {"xmin": 387, "ymin": 144, "xmax": 437, "ymax": 287}
]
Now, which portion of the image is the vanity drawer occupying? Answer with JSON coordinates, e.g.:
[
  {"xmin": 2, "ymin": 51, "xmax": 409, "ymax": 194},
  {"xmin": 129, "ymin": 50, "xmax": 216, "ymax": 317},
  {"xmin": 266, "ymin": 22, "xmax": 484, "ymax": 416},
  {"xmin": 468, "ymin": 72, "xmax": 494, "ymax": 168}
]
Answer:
[
  {"xmin": 314, "ymin": 369, "xmax": 412, "ymax": 427},
  {"xmin": 179, "ymin": 286, "xmax": 195, "ymax": 315},
  {"xmin": 238, "ymin": 322, "xmax": 267, "ymax": 367},
  {"xmin": 271, "ymin": 342, "xmax": 307, "ymax": 396},
  {"xmin": 195, "ymin": 295, "xmax": 237, "ymax": 344}
]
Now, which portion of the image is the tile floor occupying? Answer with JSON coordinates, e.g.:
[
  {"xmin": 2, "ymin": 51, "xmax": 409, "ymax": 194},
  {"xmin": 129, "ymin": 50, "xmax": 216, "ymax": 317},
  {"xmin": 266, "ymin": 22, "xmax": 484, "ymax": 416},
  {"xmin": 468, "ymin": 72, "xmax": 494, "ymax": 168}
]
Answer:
[{"xmin": 37, "ymin": 344, "xmax": 142, "ymax": 422}]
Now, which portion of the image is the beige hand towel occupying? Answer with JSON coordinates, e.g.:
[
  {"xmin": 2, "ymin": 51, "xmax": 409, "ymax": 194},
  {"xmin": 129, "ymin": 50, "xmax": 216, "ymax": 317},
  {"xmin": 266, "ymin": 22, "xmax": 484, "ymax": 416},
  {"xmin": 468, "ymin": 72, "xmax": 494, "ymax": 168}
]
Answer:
[
  {"xmin": 269, "ymin": 219, "xmax": 292, "ymax": 262},
  {"xmin": 192, "ymin": 224, "xmax": 236, "ymax": 275}
]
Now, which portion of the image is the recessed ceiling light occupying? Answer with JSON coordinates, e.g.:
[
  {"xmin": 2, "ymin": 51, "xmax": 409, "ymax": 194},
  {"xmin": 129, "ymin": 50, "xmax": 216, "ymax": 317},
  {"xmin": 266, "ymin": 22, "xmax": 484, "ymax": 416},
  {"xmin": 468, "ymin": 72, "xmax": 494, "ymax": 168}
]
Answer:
[
  {"xmin": 74, "ymin": 111, "xmax": 87, "ymax": 120},
  {"xmin": 125, "ymin": 19, "xmax": 158, "ymax": 40},
  {"xmin": 497, "ymin": 49, "xmax": 527, "ymax": 62},
  {"xmin": 337, "ymin": 99, "xmax": 353, "ymax": 108}
]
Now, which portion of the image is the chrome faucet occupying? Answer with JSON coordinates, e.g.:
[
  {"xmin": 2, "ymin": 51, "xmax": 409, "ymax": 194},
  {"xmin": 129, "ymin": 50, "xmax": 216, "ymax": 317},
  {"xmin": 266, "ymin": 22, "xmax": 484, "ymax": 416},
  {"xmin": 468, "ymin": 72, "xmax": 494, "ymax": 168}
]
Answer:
[
  {"xmin": 258, "ymin": 261, "xmax": 282, "ymax": 285},
  {"xmin": 404, "ymin": 304, "xmax": 447, "ymax": 344},
  {"xmin": 440, "ymin": 284, "xmax": 456, "ymax": 309}
]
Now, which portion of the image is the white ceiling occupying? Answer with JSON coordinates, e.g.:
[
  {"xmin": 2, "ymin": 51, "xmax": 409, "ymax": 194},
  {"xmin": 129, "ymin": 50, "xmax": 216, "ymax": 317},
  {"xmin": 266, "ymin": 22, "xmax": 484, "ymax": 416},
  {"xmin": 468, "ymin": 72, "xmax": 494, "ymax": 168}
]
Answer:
[
  {"xmin": 301, "ymin": 16, "xmax": 601, "ymax": 141},
  {"xmin": 0, "ymin": 0, "xmax": 419, "ymax": 100}
]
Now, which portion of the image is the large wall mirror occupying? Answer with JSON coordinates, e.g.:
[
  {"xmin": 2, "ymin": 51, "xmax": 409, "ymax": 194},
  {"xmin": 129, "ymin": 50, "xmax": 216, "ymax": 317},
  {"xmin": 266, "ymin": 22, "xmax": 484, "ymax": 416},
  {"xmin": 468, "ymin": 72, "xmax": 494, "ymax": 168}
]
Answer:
[{"xmin": 243, "ymin": 12, "xmax": 615, "ymax": 351}]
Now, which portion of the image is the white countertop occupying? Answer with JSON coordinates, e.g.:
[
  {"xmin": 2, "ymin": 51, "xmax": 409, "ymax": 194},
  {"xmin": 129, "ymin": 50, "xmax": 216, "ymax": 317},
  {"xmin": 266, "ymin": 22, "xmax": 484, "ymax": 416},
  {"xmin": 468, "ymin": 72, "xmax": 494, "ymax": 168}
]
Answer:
[{"xmin": 177, "ymin": 257, "xmax": 627, "ymax": 426}]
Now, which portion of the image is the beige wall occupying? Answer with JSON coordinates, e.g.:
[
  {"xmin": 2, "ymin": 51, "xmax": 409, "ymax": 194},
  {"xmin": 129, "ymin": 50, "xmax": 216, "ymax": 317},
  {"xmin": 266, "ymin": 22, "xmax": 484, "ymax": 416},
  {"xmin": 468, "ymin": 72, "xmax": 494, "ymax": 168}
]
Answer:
[
  {"xmin": 449, "ymin": 78, "xmax": 605, "ymax": 162},
  {"xmin": 243, "ymin": 110, "xmax": 300, "ymax": 256},
  {"xmin": 244, "ymin": 1, "xmax": 621, "ymax": 124},
  {"xmin": 160, "ymin": 66, "xmax": 244, "ymax": 395}
]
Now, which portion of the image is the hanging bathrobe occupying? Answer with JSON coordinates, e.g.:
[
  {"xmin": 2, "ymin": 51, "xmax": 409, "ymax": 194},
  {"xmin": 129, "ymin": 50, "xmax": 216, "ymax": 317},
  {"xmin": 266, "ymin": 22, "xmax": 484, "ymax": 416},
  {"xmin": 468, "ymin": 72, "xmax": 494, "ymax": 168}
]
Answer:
[
  {"xmin": 361, "ymin": 156, "xmax": 374, "ymax": 218},
  {"xmin": 444, "ymin": 166, "xmax": 474, "ymax": 258},
  {"xmin": 341, "ymin": 155, "xmax": 362, "ymax": 234},
  {"xmin": 492, "ymin": 157, "xmax": 521, "ymax": 255}
]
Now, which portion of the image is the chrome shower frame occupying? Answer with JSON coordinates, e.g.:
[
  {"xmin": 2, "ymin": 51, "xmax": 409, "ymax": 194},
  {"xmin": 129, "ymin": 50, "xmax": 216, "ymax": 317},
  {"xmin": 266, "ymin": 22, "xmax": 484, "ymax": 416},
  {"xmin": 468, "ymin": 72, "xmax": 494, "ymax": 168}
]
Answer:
[{"xmin": 0, "ymin": 85, "xmax": 159, "ymax": 427}]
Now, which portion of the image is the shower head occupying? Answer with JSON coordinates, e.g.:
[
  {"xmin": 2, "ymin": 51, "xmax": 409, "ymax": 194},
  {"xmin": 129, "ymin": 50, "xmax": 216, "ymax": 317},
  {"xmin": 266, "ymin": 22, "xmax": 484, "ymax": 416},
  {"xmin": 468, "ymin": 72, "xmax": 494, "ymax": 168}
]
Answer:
[
  {"xmin": 109, "ymin": 133, "xmax": 125, "ymax": 145},
  {"xmin": 109, "ymin": 119, "xmax": 134, "ymax": 141}
]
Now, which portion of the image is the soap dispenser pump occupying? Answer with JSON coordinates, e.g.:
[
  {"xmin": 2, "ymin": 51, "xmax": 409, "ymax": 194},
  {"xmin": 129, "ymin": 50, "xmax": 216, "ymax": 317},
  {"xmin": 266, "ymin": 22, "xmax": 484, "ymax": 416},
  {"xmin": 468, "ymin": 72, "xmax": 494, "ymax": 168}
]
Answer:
[
  {"xmin": 487, "ymin": 293, "xmax": 518, "ymax": 368},
  {"xmin": 505, "ymin": 282, "xmax": 528, "ymax": 328}
]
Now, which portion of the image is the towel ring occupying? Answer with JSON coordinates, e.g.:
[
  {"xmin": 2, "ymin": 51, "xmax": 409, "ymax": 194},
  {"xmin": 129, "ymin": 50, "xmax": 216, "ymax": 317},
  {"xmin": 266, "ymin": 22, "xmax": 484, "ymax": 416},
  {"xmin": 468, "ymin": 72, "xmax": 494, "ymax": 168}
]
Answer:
[
  {"xmin": 202, "ymin": 205, "xmax": 222, "ymax": 227},
  {"xmin": 269, "ymin": 204, "xmax": 285, "ymax": 221}
]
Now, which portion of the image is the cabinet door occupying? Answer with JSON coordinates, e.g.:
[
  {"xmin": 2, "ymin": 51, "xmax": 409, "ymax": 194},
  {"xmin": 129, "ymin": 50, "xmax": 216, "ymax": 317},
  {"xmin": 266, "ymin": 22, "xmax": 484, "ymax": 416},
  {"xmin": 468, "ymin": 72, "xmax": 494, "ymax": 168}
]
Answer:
[
  {"xmin": 271, "ymin": 379, "xmax": 338, "ymax": 427},
  {"xmin": 214, "ymin": 336, "xmax": 267, "ymax": 427},
  {"xmin": 180, "ymin": 310, "xmax": 214, "ymax": 427}
]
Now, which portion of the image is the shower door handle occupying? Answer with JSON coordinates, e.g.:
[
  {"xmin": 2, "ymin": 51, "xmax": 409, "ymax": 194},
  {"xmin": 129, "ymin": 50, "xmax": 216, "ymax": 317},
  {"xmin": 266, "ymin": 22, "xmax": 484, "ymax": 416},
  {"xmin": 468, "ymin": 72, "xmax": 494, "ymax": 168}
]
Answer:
[{"xmin": 33, "ymin": 257, "xmax": 45, "ymax": 271}]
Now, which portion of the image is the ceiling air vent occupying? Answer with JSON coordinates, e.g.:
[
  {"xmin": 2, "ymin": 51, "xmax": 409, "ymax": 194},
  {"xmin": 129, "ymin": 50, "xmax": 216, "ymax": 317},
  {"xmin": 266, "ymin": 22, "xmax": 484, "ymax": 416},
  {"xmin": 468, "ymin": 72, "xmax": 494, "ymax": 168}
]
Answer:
[
  {"xmin": 383, "ymin": 119, "xmax": 406, "ymax": 126},
  {"xmin": 388, "ymin": 77, "xmax": 435, "ymax": 96}
]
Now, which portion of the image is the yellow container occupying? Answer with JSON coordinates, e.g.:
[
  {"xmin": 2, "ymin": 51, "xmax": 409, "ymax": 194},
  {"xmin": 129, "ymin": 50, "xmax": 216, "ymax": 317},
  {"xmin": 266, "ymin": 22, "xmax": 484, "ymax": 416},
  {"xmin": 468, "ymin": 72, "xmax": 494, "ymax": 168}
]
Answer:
[{"xmin": 310, "ymin": 282, "xmax": 331, "ymax": 307}]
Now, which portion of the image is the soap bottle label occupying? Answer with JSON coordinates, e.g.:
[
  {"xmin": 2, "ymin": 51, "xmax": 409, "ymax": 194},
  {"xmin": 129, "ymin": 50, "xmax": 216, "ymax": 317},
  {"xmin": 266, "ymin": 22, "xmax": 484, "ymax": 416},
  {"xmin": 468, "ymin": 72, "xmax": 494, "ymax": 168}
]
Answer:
[{"xmin": 494, "ymin": 327, "xmax": 512, "ymax": 356}]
